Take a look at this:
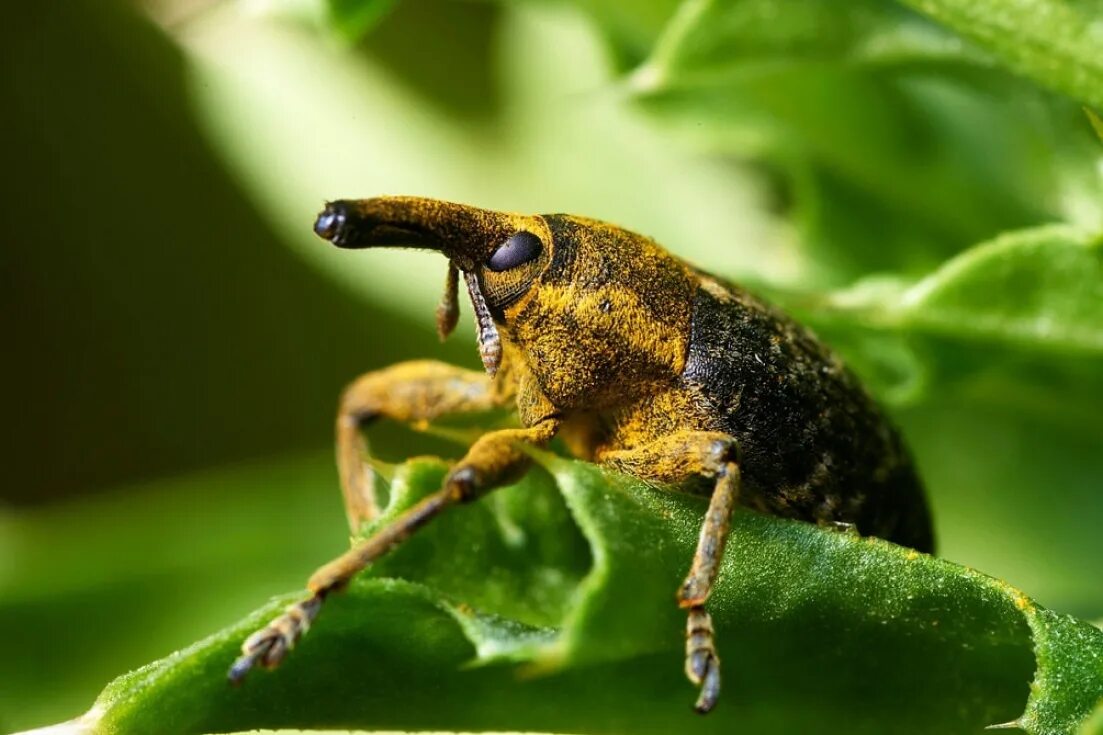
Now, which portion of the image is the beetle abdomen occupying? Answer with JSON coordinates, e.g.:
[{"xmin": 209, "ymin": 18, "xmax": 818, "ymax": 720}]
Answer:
[{"xmin": 682, "ymin": 279, "xmax": 934, "ymax": 553}]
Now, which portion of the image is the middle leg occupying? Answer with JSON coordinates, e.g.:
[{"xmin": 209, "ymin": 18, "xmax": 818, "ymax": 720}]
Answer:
[
  {"xmin": 598, "ymin": 430, "xmax": 741, "ymax": 714},
  {"xmin": 336, "ymin": 360, "xmax": 509, "ymax": 531}
]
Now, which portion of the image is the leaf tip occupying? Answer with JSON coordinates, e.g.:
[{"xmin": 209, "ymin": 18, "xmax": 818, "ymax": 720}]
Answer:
[
  {"xmin": 322, "ymin": 0, "xmax": 398, "ymax": 46},
  {"xmin": 624, "ymin": 62, "xmax": 667, "ymax": 96},
  {"xmin": 1086, "ymin": 108, "xmax": 1103, "ymax": 144}
]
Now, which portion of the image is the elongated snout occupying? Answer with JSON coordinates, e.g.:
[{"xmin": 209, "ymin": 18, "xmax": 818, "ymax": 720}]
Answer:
[
  {"xmin": 313, "ymin": 196, "xmax": 534, "ymax": 271},
  {"xmin": 313, "ymin": 198, "xmax": 439, "ymax": 251}
]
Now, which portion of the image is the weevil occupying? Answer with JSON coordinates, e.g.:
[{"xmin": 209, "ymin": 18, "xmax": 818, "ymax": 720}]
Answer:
[{"xmin": 229, "ymin": 196, "xmax": 934, "ymax": 713}]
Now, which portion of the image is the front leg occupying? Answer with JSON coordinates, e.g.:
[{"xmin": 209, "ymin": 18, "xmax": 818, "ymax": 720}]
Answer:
[
  {"xmin": 230, "ymin": 416, "xmax": 559, "ymax": 685},
  {"xmin": 337, "ymin": 360, "xmax": 509, "ymax": 531},
  {"xmin": 598, "ymin": 430, "xmax": 741, "ymax": 714}
]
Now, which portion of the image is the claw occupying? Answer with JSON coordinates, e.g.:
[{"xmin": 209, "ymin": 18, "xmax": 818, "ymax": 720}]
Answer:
[
  {"xmin": 227, "ymin": 594, "xmax": 323, "ymax": 685},
  {"xmin": 227, "ymin": 649, "xmax": 262, "ymax": 687},
  {"xmin": 692, "ymin": 652, "xmax": 721, "ymax": 714},
  {"xmin": 685, "ymin": 606, "xmax": 721, "ymax": 714}
]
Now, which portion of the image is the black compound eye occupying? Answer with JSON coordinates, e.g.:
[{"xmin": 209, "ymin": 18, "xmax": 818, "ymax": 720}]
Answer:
[{"xmin": 487, "ymin": 232, "xmax": 543, "ymax": 272}]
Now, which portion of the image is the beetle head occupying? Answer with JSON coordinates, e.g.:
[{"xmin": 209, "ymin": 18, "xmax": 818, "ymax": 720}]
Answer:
[
  {"xmin": 314, "ymin": 197, "xmax": 696, "ymax": 408},
  {"xmin": 315, "ymin": 197, "xmax": 692, "ymax": 406},
  {"xmin": 315, "ymin": 197, "xmax": 553, "ymax": 377}
]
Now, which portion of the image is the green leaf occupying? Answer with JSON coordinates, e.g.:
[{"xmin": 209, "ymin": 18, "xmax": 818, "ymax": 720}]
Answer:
[
  {"xmin": 778, "ymin": 223, "xmax": 1103, "ymax": 414},
  {"xmin": 1021, "ymin": 608, "xmax": 1103, "ymax": 734},
  {"xmin": 243, "ymin": 0, "xmax": 398, "ymax": 42},
  {"xmin": 575, "ymin": 0, "xmax": 1103, "ymax": 283},
  {"xmin": 790, "ymin": 224, "xmax": 1103, "ymax": 434},
  {"xmin": 744, "ymin": 225, "xmax": 1103, "ymax": 628},
  {"xmin": 897, "ymin": 0, "xmax": 1103, "ymax": 110},
  {"xmin": 0, "ymin": 452, "xmax": 351, "ymax": 731},
  {"xmin": 625, "ymin": 0, "xmax": 980, "ymax": 88},
  {"xmin": 172, "ymin": 0, "xmax": 790, "ymax": 320},
  {"xmin": 779, "ymin": 224, "xmax": 1103, "ymax": 448},
  {"xmin": 809, "ymin": 225, "xmax": 1103, "ymax": 356},
  {"xmin": 324, "ymin": 0, "xmax": 397, "ymax": 43},
  {"xmin": 632, "ymin": 65, "xmax": 1053, "ymax": 278},
  {"xmin": 1089, "ymin": 108, "xmax": 1103, "ymax": 143},
  {"xmin": 33, "ymin": 455, "xmax": 1103, "ymax": 735},
  {"xmin": 1080, "ymin": 698, "xmax": 1103, "ymax": 735}
]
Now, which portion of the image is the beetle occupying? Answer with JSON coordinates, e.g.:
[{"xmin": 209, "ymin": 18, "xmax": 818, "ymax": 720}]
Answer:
[{"xmin": 228, "ymin": 195, "xmax": 934, "ymax": 713}]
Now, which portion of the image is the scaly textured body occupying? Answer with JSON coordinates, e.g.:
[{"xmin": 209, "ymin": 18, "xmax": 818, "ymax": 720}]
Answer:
[
  {"xmin": 681, "ymin": 275, "xmax": 931, "ymax": 550},
  {"xmin": 228, "ymin": 197, "xmax": 934, "ymax": 713}
]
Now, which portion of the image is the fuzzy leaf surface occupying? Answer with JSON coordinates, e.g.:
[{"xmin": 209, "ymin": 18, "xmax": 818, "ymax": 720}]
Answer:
[{"xmin": 48, "ymin": 455, "xmax": 1103, "ymax": 735}]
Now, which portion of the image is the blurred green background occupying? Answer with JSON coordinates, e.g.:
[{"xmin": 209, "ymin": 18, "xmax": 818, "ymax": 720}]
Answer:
[{"xmin": 1, "ymin": 0, "xmax": 1101, "ymax": 731}]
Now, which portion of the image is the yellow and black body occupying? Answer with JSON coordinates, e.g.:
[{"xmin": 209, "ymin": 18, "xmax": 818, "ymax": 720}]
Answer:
[{"xmin": 230, "ymin": 196, "xmax": 934, "ymax": 713}]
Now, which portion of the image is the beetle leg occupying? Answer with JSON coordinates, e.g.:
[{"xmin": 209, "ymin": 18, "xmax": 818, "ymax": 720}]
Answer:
[
  {"xmin": 679, "ymin": 462, "xmax": 739, "ymax": 714},
  {"xmin": 229, "ymin": 417, "xmax": 559, "ymax": 685},
  {"xmin": 337, "ymin": 360, "xmax": 508, "ymax": 531},
  {"xmin": 598, "ymin": 431, "xmax": 740, "ymax": 714}
]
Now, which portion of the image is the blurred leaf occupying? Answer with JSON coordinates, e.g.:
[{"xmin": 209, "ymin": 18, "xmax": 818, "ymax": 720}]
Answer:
[
  {"xmin": 540, "ymin": 0, "xmax": 679, "ymax": 69},
  {"xmin": 759, "ymin": 225, "xmax": 1103, "ymax": 433},
  {"xmin": 1089, "ymin": 108, "xmax": 1103, "ymax": 142},
  {"xmin": 357, "ymin": 2, "xmax": 502, "ymax": 121},
  {"xmin": 564, "ymin": 0, "xmax": 1103, "ymax": 283},
  {"xmin": 892, "ymin": 394, "xmax": 1103, "ymax": 622},
  {"xmin": 625, "ymin": 0, "xmax": 981, "ymax": 87},
  {"xmin": 29, "ymin": 455, "xmax": 1103, "ymax": 735},
  {"xmin": 898, "ymin": 0, "xmax": 1103, "ymax": 109},
  {"xmin": 0, "ymin": 0, "xmax": 453, "ymax": 506},
  {"xmin": 0, "ymin": 452, "xmax": 348, "ymax": 732},
  {"xmin": 324, "ymin": 0, "xmax": 396, "ymax": 42},
  {"xmin": 1080, "ymin": 699, "xmax": 1103, "ymax": 735},
  {"xmin": 811, "ymin": 225, "xmax": 1103, "ymax": 356},
  {"xmin": 781, "ymin": 223, "xmax": 1103, "ymax": 443},
  {"xmin": 754, "ymin": 226, "xmax": 1103, "ymax": 620},
  {"xmin": 170, "ymin": 1, "xmax": 792, "ymax": 322}
]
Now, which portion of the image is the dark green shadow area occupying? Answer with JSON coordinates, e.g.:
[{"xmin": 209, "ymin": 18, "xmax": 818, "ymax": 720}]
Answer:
[{"xmin": 0, "ymin": 0, "xmax": 465, "ymax": 506}]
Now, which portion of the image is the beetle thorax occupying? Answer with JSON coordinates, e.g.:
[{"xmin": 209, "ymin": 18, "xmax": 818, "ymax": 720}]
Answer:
[{"xmin": 501, "ymin": 215, "xmax": 698, "ymax": 411}]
